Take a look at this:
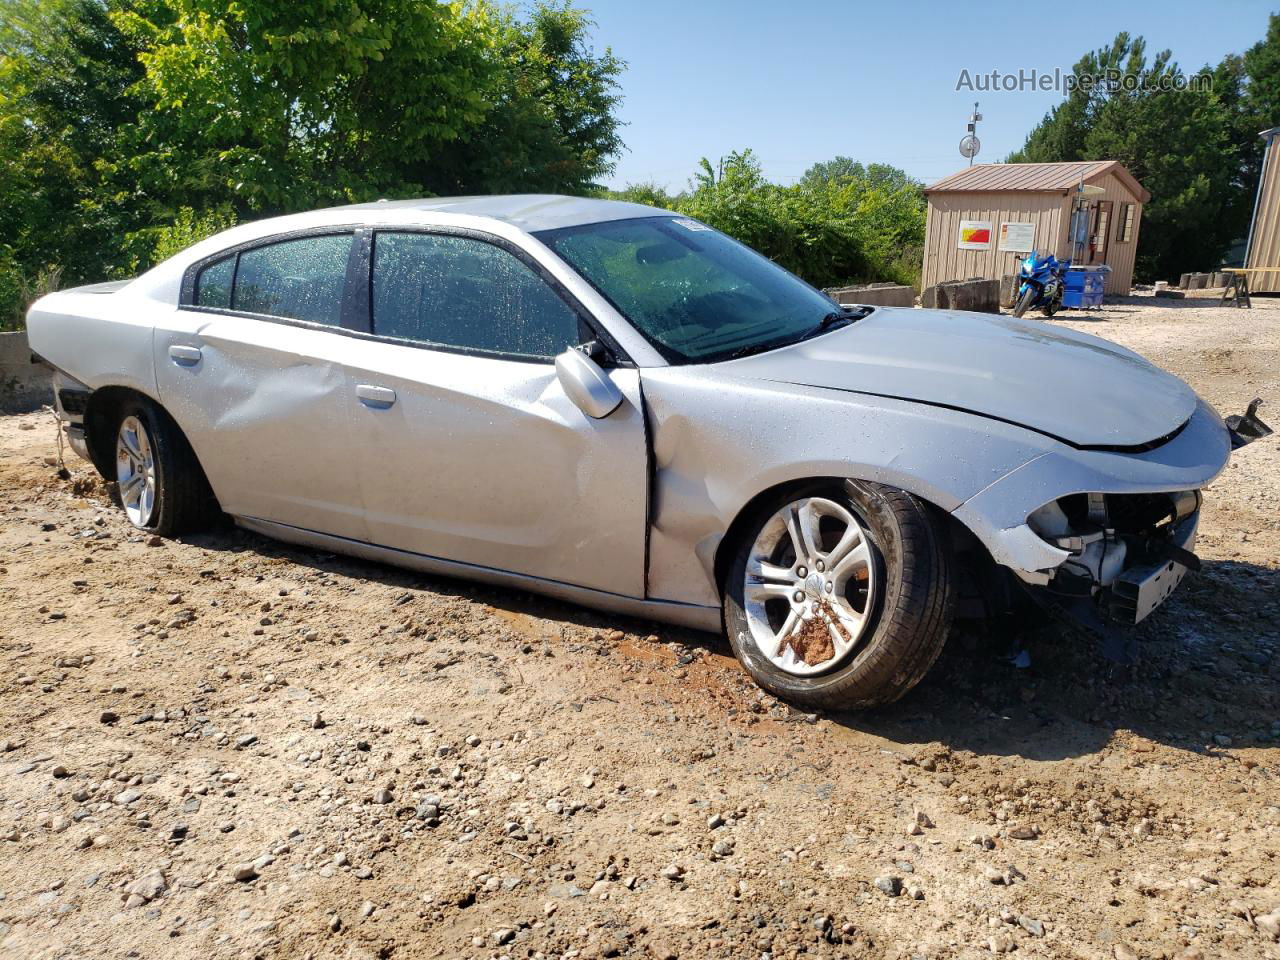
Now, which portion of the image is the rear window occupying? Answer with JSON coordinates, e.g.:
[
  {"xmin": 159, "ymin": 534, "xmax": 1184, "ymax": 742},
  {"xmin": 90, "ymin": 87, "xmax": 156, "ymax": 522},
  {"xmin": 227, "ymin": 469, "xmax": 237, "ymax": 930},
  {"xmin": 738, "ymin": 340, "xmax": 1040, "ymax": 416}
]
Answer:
[
  {"xmin": 195, "ymin": 256, "xmax": 234, "ymax": 308},
  {"xmin": 231, "ymin": 234, "xmax": 353, "ymax": 326}
]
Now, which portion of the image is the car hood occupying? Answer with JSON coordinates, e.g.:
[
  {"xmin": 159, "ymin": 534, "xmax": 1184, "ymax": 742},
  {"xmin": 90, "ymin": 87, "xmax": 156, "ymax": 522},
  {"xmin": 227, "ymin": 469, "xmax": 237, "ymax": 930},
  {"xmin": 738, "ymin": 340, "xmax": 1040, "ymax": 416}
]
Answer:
[{"xmin": 719, "ymin": 307, "xmax": 1197, "ymax": 448}]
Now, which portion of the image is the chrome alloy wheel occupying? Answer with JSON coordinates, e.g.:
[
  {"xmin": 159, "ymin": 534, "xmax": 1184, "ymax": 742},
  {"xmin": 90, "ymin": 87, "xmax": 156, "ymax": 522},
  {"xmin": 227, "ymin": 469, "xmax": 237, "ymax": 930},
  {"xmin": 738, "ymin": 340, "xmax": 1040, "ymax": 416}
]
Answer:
[
  {"xmin": 116, "ymin": 415, "xmax": 157, "ymax": 528},
  {"xmin": 742, "ymin": 496, "xmax": 877, "ymax": 677}
]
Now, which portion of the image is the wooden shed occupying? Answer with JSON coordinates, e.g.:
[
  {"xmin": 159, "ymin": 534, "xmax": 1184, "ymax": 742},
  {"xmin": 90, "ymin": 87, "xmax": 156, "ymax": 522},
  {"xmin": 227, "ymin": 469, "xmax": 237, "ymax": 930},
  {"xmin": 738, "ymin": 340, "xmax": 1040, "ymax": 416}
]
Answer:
[
  {"xmin": 1244, "ymin": 126, "xmax": 1280, "ymax": 293},
  {"xmin": 921, "ymin": 160, "xmax": 1150, "ymax": 297}
]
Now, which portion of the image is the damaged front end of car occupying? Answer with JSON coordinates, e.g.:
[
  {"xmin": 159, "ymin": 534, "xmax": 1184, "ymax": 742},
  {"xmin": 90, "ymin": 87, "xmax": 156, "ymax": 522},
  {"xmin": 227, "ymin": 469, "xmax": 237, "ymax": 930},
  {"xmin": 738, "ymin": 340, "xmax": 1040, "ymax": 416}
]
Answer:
[
  {"xmin": 952, "ymin": 397, "xmax": 1271, "ymax": 664},
  {"xmin": 1024, "ymin": 489, "xmax": 1202, "ymax": 662}
]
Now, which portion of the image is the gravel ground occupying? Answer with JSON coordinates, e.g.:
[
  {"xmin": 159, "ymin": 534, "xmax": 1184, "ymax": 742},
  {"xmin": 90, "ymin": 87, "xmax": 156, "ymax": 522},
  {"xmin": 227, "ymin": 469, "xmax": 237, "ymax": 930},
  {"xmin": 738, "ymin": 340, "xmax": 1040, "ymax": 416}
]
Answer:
[{"xmin": 0, "ymin": 296, "xmax": 1278, "ymax": 960}]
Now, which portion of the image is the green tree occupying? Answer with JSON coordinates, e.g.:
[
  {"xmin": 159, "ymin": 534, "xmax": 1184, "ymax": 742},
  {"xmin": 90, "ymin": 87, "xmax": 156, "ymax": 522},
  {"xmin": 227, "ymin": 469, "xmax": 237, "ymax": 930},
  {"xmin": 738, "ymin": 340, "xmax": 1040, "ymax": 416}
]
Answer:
[
  {"xmin": 1231, "ymin": 13, "xmax": 1280, "ymax": 238},
  {"xmin": 0, "ymin": 0, "xmax": 626, "ymax": 323},
  {"xmin": 110, "ymin": 0, "xmax": 623, "ymax": 211},
  {"xmin": 1242, "ymin": 14, "xmax": 1280, "ymax": 134},
  {"xmin": 426, "ymin": 3, "xmax": 624, "ymax": 194},
  {"xmin": 635, "ymin": 150, "xmax": 925, "ymax": 290},
  {"xmin": 0, "ymin": 0, "xmax": 146, "ymax": 292},
  {"xmin": 1009, "ymin": 27, "xmax": 1280, "ymax": 281},
  {"xmin": 112, "ymin": 0, "xmax": 499, "ymax": 212},
  {"xmin": 800, "ymin": 156, "xmax": 920, "ymax": 195}
]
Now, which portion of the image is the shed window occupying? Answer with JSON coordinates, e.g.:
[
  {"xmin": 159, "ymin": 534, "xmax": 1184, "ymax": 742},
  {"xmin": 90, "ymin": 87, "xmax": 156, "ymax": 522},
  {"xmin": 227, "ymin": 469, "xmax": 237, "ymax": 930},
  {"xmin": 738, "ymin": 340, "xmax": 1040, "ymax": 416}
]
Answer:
[{"xmin": 1117, "ymin": 203, "xmax": 1136, "ymax": 243}]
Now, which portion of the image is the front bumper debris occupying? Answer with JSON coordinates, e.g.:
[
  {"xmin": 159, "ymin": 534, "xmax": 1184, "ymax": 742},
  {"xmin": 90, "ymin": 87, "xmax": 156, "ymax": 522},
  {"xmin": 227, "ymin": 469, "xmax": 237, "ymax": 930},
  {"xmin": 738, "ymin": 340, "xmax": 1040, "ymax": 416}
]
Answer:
[
  {"xmin": 1226, "ymin": 397, "xmax": 1273, "ymax": 449},
  {"xmin": 1025, "ymin": 504, "xmax": 1200, "ymax": 664},
  {"xmin": 1107, "ymin": 557, "xmax": 1189, "ymax": 624}
]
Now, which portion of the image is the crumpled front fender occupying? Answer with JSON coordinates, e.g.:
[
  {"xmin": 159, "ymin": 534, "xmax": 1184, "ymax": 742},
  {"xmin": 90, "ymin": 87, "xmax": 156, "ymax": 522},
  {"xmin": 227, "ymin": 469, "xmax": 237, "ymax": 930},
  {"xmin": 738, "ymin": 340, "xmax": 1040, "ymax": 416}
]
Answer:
[{"xmin": 640, "ymin": 370, "xmax": 1062, "ymax": 607}]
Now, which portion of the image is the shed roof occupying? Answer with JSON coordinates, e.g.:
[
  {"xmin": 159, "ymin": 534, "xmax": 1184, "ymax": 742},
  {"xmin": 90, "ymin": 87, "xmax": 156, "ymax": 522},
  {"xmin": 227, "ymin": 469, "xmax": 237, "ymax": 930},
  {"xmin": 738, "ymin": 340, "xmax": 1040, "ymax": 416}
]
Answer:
[{"xmin": 925, "ymin": 161, "xmax": 1150, "ymax": 203}]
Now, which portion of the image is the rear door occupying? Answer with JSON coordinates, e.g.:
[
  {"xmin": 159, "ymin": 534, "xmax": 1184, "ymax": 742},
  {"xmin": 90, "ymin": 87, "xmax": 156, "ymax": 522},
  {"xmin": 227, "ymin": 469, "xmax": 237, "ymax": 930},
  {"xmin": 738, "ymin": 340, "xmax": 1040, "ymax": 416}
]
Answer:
[
  {"xmin": 153, "ymin": 230, "xmax": 370, "ymax": 541},
  {"xmin": 341, "ymin": 228, "xmax": 649, "ymax": 598}
]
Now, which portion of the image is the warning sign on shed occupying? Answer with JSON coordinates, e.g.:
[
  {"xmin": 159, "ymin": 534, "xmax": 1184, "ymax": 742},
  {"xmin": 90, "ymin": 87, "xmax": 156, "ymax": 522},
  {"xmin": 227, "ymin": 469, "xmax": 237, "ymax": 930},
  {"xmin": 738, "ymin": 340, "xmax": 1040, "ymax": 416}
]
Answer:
[{"xmin": 957, "ymin": 220, "xmax": 992, "ymax": 250}]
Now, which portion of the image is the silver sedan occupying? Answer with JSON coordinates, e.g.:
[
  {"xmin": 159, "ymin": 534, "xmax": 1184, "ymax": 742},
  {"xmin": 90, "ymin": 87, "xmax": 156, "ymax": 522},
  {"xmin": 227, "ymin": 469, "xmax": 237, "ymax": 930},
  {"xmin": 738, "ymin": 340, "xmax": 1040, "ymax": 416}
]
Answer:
[{"xmin": 26, "ymin": 196, "xmax": 1270, "ymax": 709}]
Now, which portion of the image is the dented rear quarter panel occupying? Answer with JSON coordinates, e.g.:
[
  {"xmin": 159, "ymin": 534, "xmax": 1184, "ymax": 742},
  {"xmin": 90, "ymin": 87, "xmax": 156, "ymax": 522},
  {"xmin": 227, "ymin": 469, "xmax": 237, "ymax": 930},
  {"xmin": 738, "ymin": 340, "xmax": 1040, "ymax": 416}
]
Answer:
[{"xmin": 26, "ymin": 287, "xmax": 159, "ymax": 400}]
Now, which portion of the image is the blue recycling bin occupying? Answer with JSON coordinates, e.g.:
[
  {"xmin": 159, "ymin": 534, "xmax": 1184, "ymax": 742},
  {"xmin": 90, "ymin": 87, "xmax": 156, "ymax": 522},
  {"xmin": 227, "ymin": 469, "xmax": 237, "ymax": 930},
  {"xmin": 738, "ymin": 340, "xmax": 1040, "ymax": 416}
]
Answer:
[{"xmin": 1063, "ymin": 265, "xmax": 1109, "ymax": 309}]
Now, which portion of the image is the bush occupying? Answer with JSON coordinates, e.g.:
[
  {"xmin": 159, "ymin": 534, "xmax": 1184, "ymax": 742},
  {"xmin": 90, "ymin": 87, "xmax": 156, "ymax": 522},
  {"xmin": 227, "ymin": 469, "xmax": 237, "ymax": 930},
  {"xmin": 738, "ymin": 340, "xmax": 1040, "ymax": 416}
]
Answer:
[
  {"xmin": 0, "ymin": 248, "xmax": 62, "ymax": 331},
  {"xmin": 123, "ymin": 207, "xmax": 239, "ymax": 275},
  {"xmin": 604, "ymin": 151, "xmax": 926, "ymax": 291}
]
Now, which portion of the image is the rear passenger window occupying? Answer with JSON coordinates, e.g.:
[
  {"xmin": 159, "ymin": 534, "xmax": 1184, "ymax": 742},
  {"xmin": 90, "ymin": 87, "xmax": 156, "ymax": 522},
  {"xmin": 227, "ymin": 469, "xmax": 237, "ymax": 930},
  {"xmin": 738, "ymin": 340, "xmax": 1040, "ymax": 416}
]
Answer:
[
  {"xmin": 195, "ymin": 256, "xmax": 234, "ymax": 308},
  {"xmin": 232, "ymin": 234, "xmax": 353, "ymax": 326},
  {"xmin": 371, "ymin": 232, "xmax": 580, "ymax": 358}
]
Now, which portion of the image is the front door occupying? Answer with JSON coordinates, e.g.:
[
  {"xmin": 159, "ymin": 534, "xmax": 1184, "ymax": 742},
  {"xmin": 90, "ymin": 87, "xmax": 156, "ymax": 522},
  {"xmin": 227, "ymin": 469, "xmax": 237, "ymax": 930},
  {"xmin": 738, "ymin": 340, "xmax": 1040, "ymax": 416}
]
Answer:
[
  {"xmin": 153, "ymin": 231, "xmax": 370, "ymax": 541},
  {"xmin": 342, "ymin": 229, "xmax": 649, "ymax": 598}
]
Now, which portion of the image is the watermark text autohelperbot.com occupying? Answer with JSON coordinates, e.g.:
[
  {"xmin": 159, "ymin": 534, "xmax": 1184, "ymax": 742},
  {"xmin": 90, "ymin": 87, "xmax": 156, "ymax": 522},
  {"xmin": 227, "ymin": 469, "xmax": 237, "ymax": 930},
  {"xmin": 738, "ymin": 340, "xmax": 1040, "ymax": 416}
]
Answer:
[{"xmin": 956, "ymin": 68, "xmax": 1211, "ymax": 94}]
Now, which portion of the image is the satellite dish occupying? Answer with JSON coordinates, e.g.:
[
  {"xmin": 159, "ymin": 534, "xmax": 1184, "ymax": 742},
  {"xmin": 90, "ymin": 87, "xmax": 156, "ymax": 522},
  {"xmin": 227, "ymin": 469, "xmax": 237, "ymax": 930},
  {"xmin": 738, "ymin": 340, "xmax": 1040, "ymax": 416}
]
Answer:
[{"xmin": 959, "ymin": 134, "xmax": 981, "ymax": 159}]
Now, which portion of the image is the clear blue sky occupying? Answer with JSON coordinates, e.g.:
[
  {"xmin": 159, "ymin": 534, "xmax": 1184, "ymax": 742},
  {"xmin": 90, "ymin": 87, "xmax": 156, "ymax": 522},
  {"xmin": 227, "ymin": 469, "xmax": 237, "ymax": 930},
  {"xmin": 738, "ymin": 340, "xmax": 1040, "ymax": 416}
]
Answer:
[{"xmin": 557, "ymin": 0, "xmax": 1277, "ymax": 190}]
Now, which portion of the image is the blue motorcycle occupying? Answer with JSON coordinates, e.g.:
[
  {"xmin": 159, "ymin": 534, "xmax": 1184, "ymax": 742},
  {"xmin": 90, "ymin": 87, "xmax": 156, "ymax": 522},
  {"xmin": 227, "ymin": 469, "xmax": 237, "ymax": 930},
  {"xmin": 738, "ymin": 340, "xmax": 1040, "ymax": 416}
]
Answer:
[{"xmin": 1012, "ymin": 251, "xmax": 1070, "ymax": 318}]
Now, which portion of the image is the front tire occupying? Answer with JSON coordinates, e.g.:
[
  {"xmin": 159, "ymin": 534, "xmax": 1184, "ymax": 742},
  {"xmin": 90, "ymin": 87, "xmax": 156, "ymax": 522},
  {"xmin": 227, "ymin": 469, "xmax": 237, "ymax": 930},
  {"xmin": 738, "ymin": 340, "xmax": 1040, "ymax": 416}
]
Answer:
[
  {"xmin": 1012, "ymin": 285, "xmax": 1036, "ymax": 318},
  {"xmin": 723, "ymin": 480, "xmax": 954, "ymax": 711},
  {"xmin": 112, "ymin": 397, "xmax": 218, "ymax": 537},
  {"xmin": 1041, "ymin": 285, "xmax": 1062, "ymax": 318}
]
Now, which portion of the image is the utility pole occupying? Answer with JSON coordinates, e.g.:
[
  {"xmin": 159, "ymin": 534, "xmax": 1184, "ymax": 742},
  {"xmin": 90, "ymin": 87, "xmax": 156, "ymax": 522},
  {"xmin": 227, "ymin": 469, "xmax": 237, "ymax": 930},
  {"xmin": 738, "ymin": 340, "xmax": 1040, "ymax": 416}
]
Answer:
[{"xmin": 959, "ymin": 102, "xmax": 982, "ymax": 166}]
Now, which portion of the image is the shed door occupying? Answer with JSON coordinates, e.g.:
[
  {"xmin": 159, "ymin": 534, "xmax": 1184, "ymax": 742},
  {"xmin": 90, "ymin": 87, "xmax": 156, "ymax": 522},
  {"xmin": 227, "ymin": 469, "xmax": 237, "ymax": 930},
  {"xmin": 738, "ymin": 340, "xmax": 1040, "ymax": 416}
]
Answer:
[{"xmin": 1089, "ymin": 201, "xmax": 1113, "ymax": 264}]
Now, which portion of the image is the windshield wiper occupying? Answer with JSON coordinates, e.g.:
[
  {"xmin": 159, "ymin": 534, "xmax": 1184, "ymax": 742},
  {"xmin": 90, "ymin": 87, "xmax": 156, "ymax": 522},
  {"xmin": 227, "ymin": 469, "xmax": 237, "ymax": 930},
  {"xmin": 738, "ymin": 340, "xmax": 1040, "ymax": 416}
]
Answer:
[
  {"xmin": 713, "ymin": 308, "xmax": 871, "ymax": 363},
  {"xmin": 804, "ymin": 307, "xmax": 868, "ymax": 340},
  {"xmin": 718, "ymin": 339, "xmax": 794, "ymax": 362}
]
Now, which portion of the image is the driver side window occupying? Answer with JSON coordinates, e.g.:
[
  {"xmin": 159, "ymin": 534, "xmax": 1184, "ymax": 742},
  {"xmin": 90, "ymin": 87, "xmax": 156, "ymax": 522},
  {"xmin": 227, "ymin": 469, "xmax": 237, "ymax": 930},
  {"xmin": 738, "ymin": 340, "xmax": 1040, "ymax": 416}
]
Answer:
[{"xmin": 371, "ymin": 232, "xmax": 581, "ymax": 359}]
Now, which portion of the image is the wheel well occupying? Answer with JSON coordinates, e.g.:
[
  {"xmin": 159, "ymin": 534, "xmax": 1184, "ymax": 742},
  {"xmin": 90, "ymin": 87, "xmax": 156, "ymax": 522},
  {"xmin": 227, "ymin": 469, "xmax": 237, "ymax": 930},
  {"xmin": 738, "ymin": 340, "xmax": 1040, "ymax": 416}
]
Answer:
[
  {"xmin": 711, "ymin": 477, "xmax": 984, "ymax": 601},
  {"xmin": 712, "ymin": 477, "xmax": 849, "ymax": 596},
  {"xmin": 82, "ymin": 386, "xmax": 174, "ymax": 480}
]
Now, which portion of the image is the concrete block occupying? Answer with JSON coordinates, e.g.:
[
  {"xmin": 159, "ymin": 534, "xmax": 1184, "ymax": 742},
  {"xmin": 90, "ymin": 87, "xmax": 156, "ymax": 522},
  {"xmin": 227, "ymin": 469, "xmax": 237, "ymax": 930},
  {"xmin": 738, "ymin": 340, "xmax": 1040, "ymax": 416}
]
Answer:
[
  {"xmin": 921, "ymin": 278, "xmax": 1002, "ymax": 313},
  {"xmin": 1000, "ymin": 274, "xmax": 1020, "ymax": 308},
  {"xmin": 827, "ymin": 283, "xmax": 915, "ymax": 308},
  {"xmin": 0, "ymin": 330, "xmax": 53, "ymax": 412}
]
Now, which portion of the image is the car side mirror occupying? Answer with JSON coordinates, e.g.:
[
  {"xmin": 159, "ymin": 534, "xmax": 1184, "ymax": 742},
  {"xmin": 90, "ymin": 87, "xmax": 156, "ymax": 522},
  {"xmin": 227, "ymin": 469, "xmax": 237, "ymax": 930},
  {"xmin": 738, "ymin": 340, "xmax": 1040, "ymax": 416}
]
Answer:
[{"xmin": 556, "ymin": 345, "xmax": 623, "ymax": 419}]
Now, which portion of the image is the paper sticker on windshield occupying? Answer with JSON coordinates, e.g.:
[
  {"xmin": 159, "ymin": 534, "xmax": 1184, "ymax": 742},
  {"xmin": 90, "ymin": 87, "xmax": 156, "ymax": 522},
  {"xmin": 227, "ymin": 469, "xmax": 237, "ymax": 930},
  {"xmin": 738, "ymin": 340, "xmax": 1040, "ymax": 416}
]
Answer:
[{"xmin": 672, "ymin": 218, "xmax": 711, "ymax": 231}]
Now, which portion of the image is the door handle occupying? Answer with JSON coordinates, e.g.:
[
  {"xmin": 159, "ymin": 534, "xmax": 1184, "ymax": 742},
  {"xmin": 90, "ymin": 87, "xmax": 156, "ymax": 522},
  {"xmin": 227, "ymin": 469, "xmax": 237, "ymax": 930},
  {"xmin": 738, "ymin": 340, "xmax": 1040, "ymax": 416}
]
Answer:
[
  {"xmin": 168, "ymin": 344, "xmax": 202, "ymax": 365},
  {"xmin": 356, "ymin": 384, "xmax": 397, "ymax": 408}
]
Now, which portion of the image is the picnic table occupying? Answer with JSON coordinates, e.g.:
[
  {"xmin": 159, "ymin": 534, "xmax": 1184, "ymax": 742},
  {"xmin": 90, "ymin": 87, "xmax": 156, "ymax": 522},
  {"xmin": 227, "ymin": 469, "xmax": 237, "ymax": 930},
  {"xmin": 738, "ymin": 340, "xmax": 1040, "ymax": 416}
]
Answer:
[{"xmin": 1221, "ymin": 267, "xmax": 1280, "ymax": 307}]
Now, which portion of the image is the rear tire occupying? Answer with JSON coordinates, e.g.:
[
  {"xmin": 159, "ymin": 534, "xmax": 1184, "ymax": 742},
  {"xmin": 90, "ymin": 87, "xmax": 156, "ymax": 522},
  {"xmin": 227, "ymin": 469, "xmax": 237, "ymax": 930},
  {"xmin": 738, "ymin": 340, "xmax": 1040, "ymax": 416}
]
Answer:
[
  {"xmin": 111, "ymin": 397, "xmax": 219, "ymax": 537},
  {"xmin": 723, "ymin": 480, "xmax": 954, "ymax": 711},
  {"xmin": 1012, "ymin": 286, "xmax": 1036, "ymax": 318}
]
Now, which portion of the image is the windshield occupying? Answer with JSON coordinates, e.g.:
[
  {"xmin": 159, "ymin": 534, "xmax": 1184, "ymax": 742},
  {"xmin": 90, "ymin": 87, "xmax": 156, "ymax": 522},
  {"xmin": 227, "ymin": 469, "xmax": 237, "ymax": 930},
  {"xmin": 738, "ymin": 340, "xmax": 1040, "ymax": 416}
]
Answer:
[{"xmin": 535, "ymin": 216, "xmax": 852, "ymax": 364}]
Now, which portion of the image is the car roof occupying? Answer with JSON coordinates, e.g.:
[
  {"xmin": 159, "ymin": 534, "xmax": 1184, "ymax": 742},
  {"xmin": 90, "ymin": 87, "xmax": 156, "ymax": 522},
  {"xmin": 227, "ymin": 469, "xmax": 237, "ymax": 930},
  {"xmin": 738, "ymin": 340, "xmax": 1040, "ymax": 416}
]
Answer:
[{"xmin": 332, "ymin": 194, "xmax": 670, "ymax": 232}]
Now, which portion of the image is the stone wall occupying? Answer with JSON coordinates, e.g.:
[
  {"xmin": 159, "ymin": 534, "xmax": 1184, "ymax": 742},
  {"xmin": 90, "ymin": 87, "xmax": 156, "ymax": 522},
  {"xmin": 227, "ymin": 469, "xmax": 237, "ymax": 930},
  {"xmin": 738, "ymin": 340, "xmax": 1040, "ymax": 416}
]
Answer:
[
  {"xmin": 826, "ymin": 283, "xmax": 916, "ymax": 308},
  {"xmin": 919, "ymin": 278, "xmax": 1001, "ymax": 313},
  {"xmin": 0, "ymin": 330, "xmax": 53, "ymax": 412}
]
